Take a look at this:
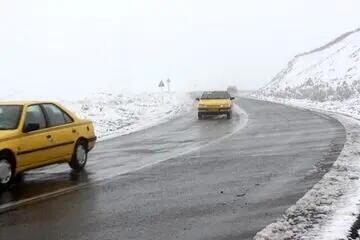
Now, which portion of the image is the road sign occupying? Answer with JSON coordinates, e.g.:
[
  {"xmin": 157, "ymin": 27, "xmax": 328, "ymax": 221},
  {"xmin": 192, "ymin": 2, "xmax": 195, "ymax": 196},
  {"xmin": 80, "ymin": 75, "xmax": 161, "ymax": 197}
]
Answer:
[{"xmin": 158, "ymin": 80, "xmax": 165, "ymax": 88}]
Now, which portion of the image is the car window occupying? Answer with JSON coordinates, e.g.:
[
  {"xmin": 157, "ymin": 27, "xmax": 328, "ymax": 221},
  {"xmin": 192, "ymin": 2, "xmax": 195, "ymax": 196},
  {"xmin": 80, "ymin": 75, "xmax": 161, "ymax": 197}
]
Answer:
[
  {"xmin": 63, "ymin": 112, "xmax": 73, "ymax": 124},
  {"xmin": 24, "ymin": 105, "xmax": 47, "ymax": 129},
  {"xmin": 0, "ymin": 105, "xmax": 23, "ymax": 130},
  {"xmin": 42, "ymin": 104, "xmax": 73, "ymax": 127},
  {"xmin": 201, "ymin": 91, "xmax": 230, "ymax": 99}
]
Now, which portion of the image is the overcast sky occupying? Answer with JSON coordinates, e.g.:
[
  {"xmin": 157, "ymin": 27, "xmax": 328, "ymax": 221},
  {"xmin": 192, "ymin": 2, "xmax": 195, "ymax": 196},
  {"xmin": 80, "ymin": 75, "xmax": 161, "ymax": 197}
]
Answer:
[{"xmin": 1, "ymin": 0, "xmax": 359, "ymax": 99}]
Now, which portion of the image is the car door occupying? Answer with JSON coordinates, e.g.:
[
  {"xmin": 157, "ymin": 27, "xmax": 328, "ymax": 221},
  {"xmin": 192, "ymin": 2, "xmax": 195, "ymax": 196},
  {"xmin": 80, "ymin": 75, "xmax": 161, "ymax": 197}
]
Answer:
[
  {"xmin": 41, "ymin": 103, "xmax": 76, "ymax": 161},
  {"xmin": 17, "ymin": 104, "xmax": 54, "ymax": 169}
]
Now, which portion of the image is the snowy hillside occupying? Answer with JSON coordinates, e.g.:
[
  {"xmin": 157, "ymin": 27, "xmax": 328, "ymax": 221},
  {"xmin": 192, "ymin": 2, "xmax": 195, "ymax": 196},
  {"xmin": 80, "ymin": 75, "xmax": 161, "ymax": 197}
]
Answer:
[
  {"xmin": 254, "ymin": 28, "xmax": 360, "ymax": 240},
  {"xmin": 63, "ymin": 92, "xmax": 193, "ymax": 140},
  {"xmin": 259, "ymin": 27, "xmax": 360, "ymax": 102}
]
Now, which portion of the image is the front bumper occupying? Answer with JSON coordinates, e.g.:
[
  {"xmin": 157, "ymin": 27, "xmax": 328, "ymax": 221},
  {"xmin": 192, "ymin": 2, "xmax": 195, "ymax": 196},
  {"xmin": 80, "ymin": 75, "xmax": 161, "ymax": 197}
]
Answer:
[{"xmin": 198, "ymin": 108, "xmax": 231, "ymax": 115}]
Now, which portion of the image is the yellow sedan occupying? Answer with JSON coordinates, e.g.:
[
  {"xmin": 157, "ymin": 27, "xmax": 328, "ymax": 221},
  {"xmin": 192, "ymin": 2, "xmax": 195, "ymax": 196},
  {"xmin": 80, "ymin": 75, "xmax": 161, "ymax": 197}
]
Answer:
[
  {"xmin": 196, "ymin": 91, "xmax": 235, "ymax": 120},
  {"xmin": 0, "ymin": 101, "xmax": 96, "ymax": 190}
]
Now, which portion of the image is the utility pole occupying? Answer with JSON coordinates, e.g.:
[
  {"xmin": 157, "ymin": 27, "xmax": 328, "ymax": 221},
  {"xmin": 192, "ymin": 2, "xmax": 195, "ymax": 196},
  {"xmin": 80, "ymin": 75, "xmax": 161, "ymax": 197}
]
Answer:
[{"xmin": 167, "ymin": 78, "xmax": 171, "ymax": 93}]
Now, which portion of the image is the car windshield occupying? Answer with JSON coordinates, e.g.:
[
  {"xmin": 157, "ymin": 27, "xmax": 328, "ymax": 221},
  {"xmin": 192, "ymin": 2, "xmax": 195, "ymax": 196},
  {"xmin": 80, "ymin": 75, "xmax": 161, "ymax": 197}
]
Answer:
[
  {"xmin": 201, "ymin": 91, "xmax": 230, "ymax": 99},
  {"xmin": 0, "ymin": 105, "xmax": 23, "ymax": 130}
]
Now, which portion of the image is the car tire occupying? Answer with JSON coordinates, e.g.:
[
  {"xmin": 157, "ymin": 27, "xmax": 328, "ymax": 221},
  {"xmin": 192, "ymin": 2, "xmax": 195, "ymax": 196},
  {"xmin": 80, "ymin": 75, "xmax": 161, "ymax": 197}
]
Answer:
[
  {"xmin": 227, "ymin": 112, "xmax": 232, "ymax": 120},
  {"xmin": 69, "ymin": 140, "xmax": 88, "ymax": 171},
  {"xmin": 0, "ymin": 155, "xmax": 14, "ymax": 191},
  {"xmin": 198, "ymin": 113, "xmax": 203, "ymax": 120},
  {"xmin": 14, "ymin": 172, "xmax": 24, "ymax": 183}
]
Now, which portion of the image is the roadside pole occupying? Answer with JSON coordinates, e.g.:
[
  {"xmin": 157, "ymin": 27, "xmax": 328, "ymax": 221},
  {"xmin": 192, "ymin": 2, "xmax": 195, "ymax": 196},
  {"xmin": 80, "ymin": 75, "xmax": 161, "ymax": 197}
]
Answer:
[{"xmin": 167, "ymin": 78, "xmax": 171, "ymax": 93}]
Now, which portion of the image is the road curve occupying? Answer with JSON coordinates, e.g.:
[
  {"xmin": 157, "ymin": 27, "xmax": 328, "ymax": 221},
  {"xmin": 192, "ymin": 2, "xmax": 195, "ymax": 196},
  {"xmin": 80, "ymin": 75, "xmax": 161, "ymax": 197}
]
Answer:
[{"xmin": 0, "ymin": 98, "xmax": 345, "ymax": 240}]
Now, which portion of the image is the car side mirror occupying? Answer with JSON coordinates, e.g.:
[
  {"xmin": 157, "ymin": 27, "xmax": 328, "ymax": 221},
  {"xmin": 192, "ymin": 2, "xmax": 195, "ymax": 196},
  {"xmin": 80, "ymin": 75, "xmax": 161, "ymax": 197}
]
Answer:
[
  {"xmin": 24, "ymin": 123, "xmax": 40, "ymax": 133},
  {"xmin": 196, "ymin": 98, "xmax": 200, "ymax": 101},
  {"xmin": 230, "ymin": 97, "xmax": 235, "ymax": 100}
]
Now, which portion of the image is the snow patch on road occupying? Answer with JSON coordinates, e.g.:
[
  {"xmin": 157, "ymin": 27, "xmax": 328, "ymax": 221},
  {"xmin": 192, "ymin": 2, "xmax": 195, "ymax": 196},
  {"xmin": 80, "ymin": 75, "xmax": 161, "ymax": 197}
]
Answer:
[
  {"xmin": 62, "ymin": 92, "xmax": 193, "ymax": 140},
  {"xmin": 252, "ymin": 96, "xmax": 360, "ymax": 240}
]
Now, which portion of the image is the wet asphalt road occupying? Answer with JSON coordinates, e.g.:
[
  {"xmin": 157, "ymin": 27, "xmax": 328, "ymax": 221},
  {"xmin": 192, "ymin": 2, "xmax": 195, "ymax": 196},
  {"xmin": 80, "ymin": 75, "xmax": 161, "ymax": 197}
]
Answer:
[{"xmin": 0, "ymin": 98, "xmax": 346, "ymax": 240}]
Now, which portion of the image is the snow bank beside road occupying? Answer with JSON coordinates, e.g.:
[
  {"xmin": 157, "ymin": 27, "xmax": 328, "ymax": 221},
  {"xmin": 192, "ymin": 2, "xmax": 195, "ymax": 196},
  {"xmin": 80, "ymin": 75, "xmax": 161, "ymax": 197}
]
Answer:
[
  {"xmin": 63, "ymin": 92, "xmax": 193, "ymax": 140},
  {"xmin": 252, "ymin": 97, "xmax": 360, "ymax": 240}
]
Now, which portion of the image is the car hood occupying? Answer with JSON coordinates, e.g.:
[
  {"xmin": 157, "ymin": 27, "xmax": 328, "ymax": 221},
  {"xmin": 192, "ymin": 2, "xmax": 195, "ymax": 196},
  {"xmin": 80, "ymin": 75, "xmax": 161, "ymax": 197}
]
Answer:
[
  {"xmin": 199, "ymin": 99, "xmax": 232, "ymax": 106},
  {"xmin": 0, "ymin": 130, "xmax": 19, "ymax": 142}
]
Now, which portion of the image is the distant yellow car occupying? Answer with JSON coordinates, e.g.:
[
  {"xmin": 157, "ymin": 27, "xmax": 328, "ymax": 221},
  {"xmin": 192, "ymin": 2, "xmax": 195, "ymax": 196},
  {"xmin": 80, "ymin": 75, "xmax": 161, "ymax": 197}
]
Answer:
[
  {"xmin": 0, "ymin": 101, "xmax": 96, "ymax": 190},
  {"xmin": 196, "ymin": 91, "xmax": 235, "ymax": 120}
]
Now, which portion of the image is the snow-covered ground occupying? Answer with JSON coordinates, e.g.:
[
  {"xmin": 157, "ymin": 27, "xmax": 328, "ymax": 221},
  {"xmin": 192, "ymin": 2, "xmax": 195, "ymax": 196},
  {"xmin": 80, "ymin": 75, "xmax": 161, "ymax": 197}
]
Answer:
[
  {"xmin": 62, "ymin": 92, "xmax": 193, "ymax": 140},
  {"xmin": 253, "ymin": 27, "xmax": 360, "ymax": 239}
]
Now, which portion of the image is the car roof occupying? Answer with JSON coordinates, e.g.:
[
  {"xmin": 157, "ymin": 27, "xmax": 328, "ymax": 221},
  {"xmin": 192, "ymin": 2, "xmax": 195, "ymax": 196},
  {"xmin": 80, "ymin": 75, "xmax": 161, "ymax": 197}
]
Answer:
[{"xmin": 0, "ymin": 100, "xmax": 58, "ymax": 106}]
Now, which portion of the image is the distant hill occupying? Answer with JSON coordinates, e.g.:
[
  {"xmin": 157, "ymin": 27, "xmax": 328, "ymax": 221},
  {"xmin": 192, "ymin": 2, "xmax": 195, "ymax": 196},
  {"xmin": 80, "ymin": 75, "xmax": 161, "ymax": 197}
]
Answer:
[{"xmin": 258, "ymin": 27, "xmax": 360, "ymax": 102}]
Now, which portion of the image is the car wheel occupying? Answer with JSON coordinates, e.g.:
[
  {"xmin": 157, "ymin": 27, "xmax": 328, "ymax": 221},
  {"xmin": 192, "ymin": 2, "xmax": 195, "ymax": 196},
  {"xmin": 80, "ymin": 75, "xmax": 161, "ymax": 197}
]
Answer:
[
  {"xmin": 0, "ymin": 156, "xmax": 13, "ymax": 191},
  {"xmin": 69, "ymin": 140, "xmax": 88, "ymax": 171},
  {"xmin": 198, "ymin": 113, "xmax": 203, "ymax": 120},
  {"xmin": 227, "ymin": 112, "xmax": 232, "ymax": 119}
]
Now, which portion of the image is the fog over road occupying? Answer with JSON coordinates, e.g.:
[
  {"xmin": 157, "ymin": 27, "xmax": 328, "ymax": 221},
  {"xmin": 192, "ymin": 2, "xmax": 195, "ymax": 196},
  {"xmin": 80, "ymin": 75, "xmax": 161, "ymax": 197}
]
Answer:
[{"xmin": 0, "ymin": 98, "xmax": 345, "ymax": 240}]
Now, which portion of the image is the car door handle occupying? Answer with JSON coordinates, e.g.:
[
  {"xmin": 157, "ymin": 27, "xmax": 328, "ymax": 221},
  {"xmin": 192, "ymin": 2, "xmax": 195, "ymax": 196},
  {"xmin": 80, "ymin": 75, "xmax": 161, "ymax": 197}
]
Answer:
[
  {"xmin": 46, "ymin": 135, "xmax": 52, "ymax": 139},
  {"xmin": 72, "ymin": 129, "xmax": 76, "ymax": 133}
]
